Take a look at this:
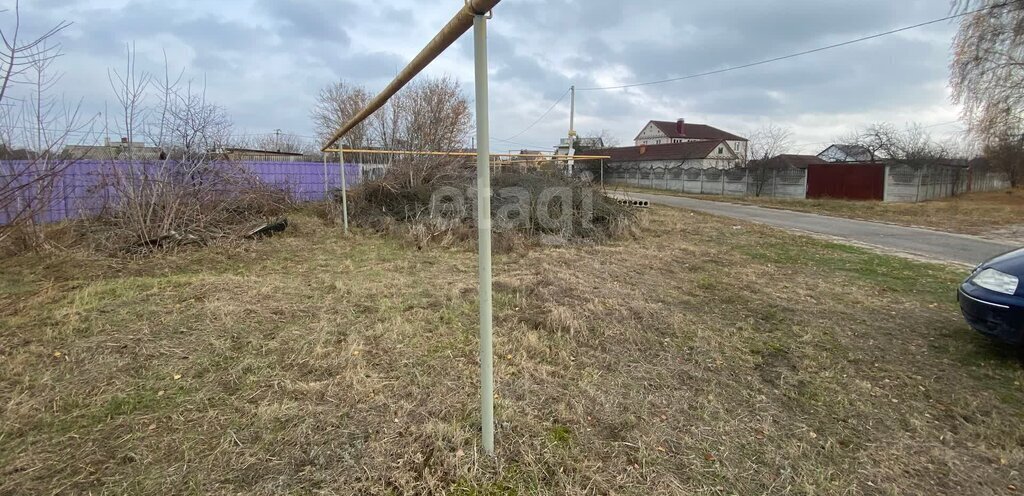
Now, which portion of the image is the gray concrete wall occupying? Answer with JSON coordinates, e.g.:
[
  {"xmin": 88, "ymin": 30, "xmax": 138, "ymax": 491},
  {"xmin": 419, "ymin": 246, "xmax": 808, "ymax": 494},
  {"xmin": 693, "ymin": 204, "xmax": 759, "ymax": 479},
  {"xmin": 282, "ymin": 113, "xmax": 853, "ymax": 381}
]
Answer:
[
  {"xmin": 884, "ymin": 164, "xmax": 1009, "ymax": 202},
  {"xmin": 605, "ymin": 161, "xmax": 807, "ymax": 199}
]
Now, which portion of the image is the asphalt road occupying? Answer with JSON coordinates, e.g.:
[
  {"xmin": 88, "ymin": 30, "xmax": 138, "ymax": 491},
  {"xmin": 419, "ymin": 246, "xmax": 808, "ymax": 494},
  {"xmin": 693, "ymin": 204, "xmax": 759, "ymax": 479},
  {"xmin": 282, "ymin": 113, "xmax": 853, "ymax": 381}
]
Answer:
[{"xmin": 620, "ymin": 192, "xmax": 1020, "ymax": 266}]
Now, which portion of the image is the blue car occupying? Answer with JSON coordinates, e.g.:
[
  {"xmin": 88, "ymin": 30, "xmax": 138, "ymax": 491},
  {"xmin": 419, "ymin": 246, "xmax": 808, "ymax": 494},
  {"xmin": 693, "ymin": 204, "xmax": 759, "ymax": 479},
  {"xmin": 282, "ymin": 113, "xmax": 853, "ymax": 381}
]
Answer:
[{"xmin": 958, "ymin": 247, "xmax": 1024, "ymax": 344}]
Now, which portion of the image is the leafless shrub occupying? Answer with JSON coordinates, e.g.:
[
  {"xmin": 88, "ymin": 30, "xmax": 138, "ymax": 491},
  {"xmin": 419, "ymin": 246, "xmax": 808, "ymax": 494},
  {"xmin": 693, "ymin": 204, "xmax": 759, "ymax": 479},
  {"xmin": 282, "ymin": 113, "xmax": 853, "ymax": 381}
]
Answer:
[
  {"xmin": 0, "ymin": 4, "xmax": 93, "ymax": 253},
  {"xmin": 80, "ymin": 45, "xmax": 277, "ymax": 254},
  {"xmin": 88, "ymin": 160, "xmax": 290, "ymax": 253},
  {"xmin": 344, "ymin": 158, "xmax": 638, "ymax": 251}
]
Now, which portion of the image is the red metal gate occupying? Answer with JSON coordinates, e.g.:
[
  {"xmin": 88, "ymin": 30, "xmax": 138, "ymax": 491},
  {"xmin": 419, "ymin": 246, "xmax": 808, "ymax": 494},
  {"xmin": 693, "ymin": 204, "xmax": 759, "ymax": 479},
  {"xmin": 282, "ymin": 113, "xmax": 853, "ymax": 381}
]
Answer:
[{"xmin": 806, "ymin": 163, "xmax": 885, "ymax": 200}]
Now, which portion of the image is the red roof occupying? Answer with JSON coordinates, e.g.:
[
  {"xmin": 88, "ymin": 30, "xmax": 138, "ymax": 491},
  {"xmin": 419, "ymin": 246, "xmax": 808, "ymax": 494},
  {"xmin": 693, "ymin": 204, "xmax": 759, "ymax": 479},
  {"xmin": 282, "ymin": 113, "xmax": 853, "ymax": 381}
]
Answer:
[
  {"xmin": 590, "ymin": 140, "xmax": 733, "ymax": 162},
  {"xmin": 638, "ymin": 120, "xmax": 748, "ymax": 142}
]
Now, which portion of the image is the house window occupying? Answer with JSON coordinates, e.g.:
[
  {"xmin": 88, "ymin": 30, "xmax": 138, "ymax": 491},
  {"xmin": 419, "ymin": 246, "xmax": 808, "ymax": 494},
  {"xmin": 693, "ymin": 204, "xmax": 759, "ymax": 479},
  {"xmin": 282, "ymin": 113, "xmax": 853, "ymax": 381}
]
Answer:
[{"xmin": 718, "ymin": 147, "xmax": 723, "ymax": 154}]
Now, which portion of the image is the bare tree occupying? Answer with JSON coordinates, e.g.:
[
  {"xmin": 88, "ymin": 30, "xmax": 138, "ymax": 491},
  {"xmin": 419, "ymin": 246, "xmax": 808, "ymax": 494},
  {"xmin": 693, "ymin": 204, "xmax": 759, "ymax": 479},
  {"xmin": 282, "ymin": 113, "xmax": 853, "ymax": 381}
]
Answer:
[
  {"xmin": 576, "ymin": 129, "xmax": 620, "ymax": 150},
  {"xmin": 0, "ymin": 1, "xmax": 70, "ymax": 108},
  {"xmin": 747, "ymin": 123, "xmax": 793, "ymax": 164},
  {"xmin": 842, "ymin": 123, "xmax": 949, "ymax": 166},
  {"xmin": 235, "ymin": 131, "xmax": 311, "ymax": 154},
  {"xmin": 107, "ymin": 43, "xmax": 151, "ymax": 159},
  {"xmin": 983, "ymin": 140, "xmax": 1024, "ymax": 186},
  {"xmin": 311, "ymin": 81, "xmax": 371, "ymax": 149},
  {"xmin": 401, "ymin": 76, "xmax": 471, "ymax": 152},
  {"xmin": 0, "ymin": 4, "xmax": 94, "ymax": 251},
  {"xmin": 164, "ymin": 78, "xmax": 233, "ymax": 169},
  {"xmin": 746, "ymin": 123, "xmax": 793, "ymax": 196},
  {"xmin": 312, "ymin": 76, "xmax": 471, "ymax": 152},
  {"xmin": 951, "ymin": 0, "xmax": 1024, "ymax": 143},
  {"xmin": 368, "ymin": 89, "xmax": 404, "ymax": 150},
  {"xmin": 144, "ymin": 49, "xmax": 184, "ymax": 153},
  {"xmin": 950, "ymin": 0, "xmax": 1024, "ymax": 186}
]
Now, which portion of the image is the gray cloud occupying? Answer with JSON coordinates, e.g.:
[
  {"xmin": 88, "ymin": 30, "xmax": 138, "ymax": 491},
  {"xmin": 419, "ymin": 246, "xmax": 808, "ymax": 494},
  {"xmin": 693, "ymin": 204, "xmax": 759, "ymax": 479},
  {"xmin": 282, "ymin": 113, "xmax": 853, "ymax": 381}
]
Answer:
[{"xmin": 0, "ymin": 0, "xmax": 964, "ymax": 151}]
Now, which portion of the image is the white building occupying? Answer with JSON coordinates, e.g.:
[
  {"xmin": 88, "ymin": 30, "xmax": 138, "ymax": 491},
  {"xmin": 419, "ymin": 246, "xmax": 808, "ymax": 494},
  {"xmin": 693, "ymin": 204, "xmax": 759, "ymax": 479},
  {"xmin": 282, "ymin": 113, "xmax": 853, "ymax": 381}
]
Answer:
[
  {"xmin": 554, "ymin": 136, "xmax": 604, "ymax": 156},
  {"xmin": 633, "ymin": 119, "xmax": 748, "ymax": 161},
  {"xmin": 598, "ymin": 140, "xmax": 740, "ymax": 172}
]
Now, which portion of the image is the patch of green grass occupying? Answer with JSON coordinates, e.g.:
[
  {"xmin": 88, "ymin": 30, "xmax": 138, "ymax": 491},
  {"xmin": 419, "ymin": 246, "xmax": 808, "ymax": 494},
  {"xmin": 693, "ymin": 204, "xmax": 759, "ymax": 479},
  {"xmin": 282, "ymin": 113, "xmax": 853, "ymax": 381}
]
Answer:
[
  {"xmin": 547, "ymin": 424, "xmax": 572, "ymax": 446},
  {"xmin": 450, "ymin": 479, "xmax": 520, "ymax": 496},
  {"xmin": 101, "ymin": 389, "xmax": 164, "ymax": 418},
  {"xmin": 738, "ymin": 235, "xmax": 964, "ymax": 304}
]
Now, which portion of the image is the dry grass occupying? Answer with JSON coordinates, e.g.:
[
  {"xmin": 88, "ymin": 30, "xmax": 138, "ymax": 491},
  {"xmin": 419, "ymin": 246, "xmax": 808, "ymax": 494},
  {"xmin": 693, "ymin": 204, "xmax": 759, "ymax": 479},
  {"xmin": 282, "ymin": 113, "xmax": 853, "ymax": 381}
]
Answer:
[
  {"xmin": 347, "ymin": 168, "xmax": 638, "ymax": 251},
  {"xmin": 2, "ymin": 206, "xmax": 1024, "ymax": 494},
  {"xmin": 620, "ymin": 185, "xmax": 1024, "ymax": 241}
]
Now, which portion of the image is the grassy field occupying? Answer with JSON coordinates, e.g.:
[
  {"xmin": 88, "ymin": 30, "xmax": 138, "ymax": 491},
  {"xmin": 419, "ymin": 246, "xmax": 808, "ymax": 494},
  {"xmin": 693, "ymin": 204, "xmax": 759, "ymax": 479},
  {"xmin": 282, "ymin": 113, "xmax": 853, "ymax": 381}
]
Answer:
[
  {"xmin": 2, "ymin": 206, "xmax": 1023, "ymax": 494},
  {"xmin": 617, "ymin": 185, "xmax": 1024, "ymax": 240}
]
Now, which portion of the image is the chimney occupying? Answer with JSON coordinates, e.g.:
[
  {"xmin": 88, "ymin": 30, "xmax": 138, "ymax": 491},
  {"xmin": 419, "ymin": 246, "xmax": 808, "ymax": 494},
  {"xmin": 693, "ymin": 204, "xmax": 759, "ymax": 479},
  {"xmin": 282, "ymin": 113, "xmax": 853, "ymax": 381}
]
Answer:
[{"xmin": 676, "ymin": 118, "xmax": 685, "ymax": 136}]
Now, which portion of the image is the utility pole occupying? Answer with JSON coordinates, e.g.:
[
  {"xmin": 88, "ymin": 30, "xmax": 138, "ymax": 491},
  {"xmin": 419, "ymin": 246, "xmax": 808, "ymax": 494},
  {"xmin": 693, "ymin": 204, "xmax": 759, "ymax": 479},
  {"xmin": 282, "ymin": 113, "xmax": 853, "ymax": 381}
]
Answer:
[
  {"xmin": 473, "ymin": 11, "xmax": 495, "ymax": 457},
  {"xmin": 567, "ymin": 85, "xmax": 576, "ymax": 176}
]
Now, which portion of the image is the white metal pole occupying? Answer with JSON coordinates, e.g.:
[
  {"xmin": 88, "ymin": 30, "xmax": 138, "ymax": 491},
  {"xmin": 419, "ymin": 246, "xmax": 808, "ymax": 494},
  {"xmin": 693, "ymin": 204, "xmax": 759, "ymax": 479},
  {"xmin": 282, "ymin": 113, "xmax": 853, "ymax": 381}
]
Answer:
[
  {"xmin": 473, "ymin": 13, "xmax": 495, "ymax": 456},
  {"xmin": 567, "ymin": 85, "xmax": 576, "ymax": 176},
  {"xmin": 339, "ymin": 148, "xmax": 349, "ymax": 234},
  {"xmin": 323, "ymin": 154, "xmax": 329, "ymax": 196}
]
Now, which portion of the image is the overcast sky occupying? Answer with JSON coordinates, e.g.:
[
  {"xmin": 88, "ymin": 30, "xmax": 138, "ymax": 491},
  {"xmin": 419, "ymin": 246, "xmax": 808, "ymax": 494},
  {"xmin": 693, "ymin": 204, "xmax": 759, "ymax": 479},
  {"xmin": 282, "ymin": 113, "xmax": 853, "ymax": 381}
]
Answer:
[{"xmin": 9, "ymin": 0, "xmax": 965, "ymax": 154}]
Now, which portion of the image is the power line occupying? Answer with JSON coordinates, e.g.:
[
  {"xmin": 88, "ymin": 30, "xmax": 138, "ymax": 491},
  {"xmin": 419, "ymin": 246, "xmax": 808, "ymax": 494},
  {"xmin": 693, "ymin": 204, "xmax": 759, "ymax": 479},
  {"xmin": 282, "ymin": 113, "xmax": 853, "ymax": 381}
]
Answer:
[
  {"xmin": 922, "ymin": 120, "xmax": 963, "ymax": 129},
  {"xmin": 489, "ymin": 135, "xmax": 550, "ymax": 150},
  {"xmin": 576, "ymin": 2, "xmax": 1016, "ymax": 91},
  {"xmin": 496, "ymin": 4, "xmax": 1004, "ymax": 148},
  {"xmin": 234, "ymin": 131, "xmax": 318, "ymax": 140},
  {"xmin": 499, "ymin": 86, "xmax": 571, "ymax": 141}
]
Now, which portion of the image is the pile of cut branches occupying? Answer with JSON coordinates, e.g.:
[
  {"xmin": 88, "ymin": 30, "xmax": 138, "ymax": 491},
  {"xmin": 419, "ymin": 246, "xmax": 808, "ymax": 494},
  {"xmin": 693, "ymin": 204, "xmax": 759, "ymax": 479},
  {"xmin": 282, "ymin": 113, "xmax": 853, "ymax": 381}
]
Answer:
[{"xmin": 80, "ymin": 161, "xmax": 291, "ymax": 254}]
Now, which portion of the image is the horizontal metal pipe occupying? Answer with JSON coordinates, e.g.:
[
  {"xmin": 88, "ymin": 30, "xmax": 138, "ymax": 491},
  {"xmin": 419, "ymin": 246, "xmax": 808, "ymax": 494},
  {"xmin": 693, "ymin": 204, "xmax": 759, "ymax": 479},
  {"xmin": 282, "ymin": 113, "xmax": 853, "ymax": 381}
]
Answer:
[
  {"xmin": 322, "ymin": 148, "xmax": 609, "ymax": 159},
  {"xmin": 320, "ymin": 0, "xmax": 501, "ymax": 152}
]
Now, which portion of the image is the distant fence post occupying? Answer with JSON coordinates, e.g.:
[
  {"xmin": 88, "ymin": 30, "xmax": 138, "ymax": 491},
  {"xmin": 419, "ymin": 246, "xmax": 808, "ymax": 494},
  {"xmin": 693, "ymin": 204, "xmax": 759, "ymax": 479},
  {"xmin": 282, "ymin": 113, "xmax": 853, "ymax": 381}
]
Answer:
[{"xmin": 915, "ymin": 167, "xmax": 922, "ymax": 202}]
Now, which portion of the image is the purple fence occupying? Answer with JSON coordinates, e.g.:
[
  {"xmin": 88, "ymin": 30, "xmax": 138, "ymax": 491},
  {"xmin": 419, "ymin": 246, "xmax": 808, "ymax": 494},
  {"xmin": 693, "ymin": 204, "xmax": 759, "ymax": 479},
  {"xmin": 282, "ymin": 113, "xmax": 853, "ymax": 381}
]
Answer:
[{"xmin": 0, "ymin": 160, "xmax": 362, "ymax": 225}]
